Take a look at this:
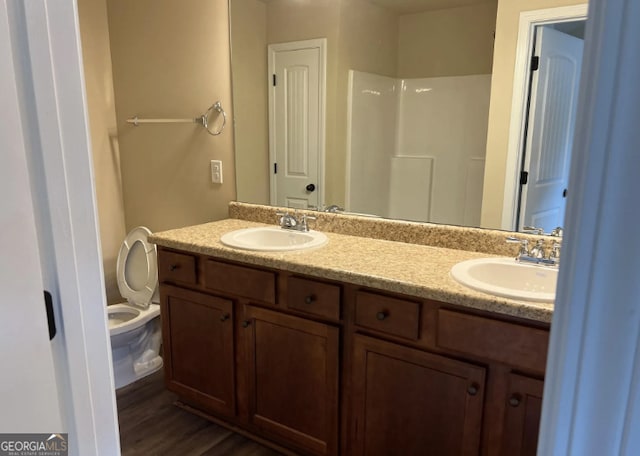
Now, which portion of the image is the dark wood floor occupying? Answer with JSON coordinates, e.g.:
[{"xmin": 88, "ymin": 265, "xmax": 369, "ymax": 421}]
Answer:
[{"xmin": 116, "ymin": 371, "xmax": 284, "ymax": 455}]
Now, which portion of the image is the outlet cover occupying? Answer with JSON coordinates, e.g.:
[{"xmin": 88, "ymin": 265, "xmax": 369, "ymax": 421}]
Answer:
[{"xmin": 211, "ymin": 160, "xmax": 223, "ymax": 184}]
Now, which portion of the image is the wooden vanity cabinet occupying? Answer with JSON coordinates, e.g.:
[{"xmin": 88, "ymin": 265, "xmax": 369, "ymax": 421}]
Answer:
[
  {"xmin": 157, "ymin": 247, "xmax": 550, "ymax": 456},
  {"xmin": 160, "ymin": 284, "xmax": 236, "ymax": 417},
  {"xmin": 158, "ymin": 248, "xmax": 341, "ymax": 455},
  {"xmin": 499, "ymin": 373, "xmax": 545, "ymax": 456},
  {"xmin": 350, "ymin": 334, "xmax": 486, "ymax": 456},
  {"xmin": 242, "ymin": 306, "xmax": 340, "ymax": 455}
]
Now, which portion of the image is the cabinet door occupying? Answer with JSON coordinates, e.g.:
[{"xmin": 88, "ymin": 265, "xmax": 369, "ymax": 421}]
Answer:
[
  {"xmin": 243, "ymin": 306, "xmax": 339, "ymax": 456},
  {"xmin": 351, "ymin": 335, "xmax": 486, "ymax": 456},
  {"xmin": 161, "ymin": 284, "xmax": 235, "ymax": 417},
  {"xmin": 500, "ymin": 373, "xmax": 544, "ymax": 456}
]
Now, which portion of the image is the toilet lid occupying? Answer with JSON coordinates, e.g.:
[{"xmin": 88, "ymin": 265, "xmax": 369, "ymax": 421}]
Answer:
[{"xmin": 116, "ymin": 226, "xmax": 158, "ymax": 309}]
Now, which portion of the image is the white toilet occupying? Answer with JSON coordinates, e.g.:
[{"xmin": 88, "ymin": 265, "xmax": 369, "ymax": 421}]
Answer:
[{"xmin": 107, "ymin": 226, "xmax": 163, "ymax": 389}]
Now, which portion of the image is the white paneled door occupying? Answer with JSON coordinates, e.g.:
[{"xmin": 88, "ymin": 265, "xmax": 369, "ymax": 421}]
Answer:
[
  {"xmin": 269, "ymin": 39, "xmax": 326, "ymax": 210},
  {"xmin": 0, "ymin": 1, "xmax": 63, "ymax": 432},
  {"xmin": 520, "ymin": 26, "xmax": 584, "ymax": 232}
]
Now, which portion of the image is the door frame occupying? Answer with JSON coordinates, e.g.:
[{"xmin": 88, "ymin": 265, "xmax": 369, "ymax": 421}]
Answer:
[
  {"xmin": 501, "ymin": 4, "xmax": 588, "ymax": 230},
  {"xmin": 4, "ymin": 1, "xmax": 120, "ymax": 454},
  {"xmin": 268, "ymin": 38, "xmax": 327, "ymax": 209},
  {"xmin": 540, "ymin": 0, "xmax": 640, "ymax": 452}
]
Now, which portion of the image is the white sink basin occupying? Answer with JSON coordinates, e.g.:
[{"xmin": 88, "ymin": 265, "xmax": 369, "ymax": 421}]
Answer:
[
  {"xmin": 450, "ymin": 258, "xmax": 558, "ymax": 302},
  {"xmin": 220, "ymin": 227, "xmax": 328, "ymax": 252}
]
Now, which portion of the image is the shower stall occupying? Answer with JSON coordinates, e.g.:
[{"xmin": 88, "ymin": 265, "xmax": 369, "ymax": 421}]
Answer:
[{"xmin": 346, "ymin": 70, "xmax": 491, "ymax": 226}]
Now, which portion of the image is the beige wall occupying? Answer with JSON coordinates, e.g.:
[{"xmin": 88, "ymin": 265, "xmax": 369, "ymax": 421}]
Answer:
[
  {"xmin": 397, "ymin": 2, "xmax": 498, "ymax": 78},
  {"xmin": 331, "ymin": 0, "xmax": 398, "ymax": 205},
  {"xmin": 78, "ymin": 0, "xmax": 126, "ymax": 304},
  {"xmin": 481, "ymin": 0, "xmax": 586, "ymax": 229},
  {"xmin": 231, "ymin": 0, "xmax": 269, "ymax": 204},
  {"xmin": 107, "ymin": 0, "xmax": 236, "ymax": 232},
  {"xmin": 338, "ymin": 0, "xmax": 398, "ymax": 78},
  {"xmin": 266, "ymin": 0, "xmax": 343, "ymax": 207}
]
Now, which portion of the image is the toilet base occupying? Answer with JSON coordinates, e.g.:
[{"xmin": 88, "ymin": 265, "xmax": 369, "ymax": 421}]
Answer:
[
  {"xmin": 109, "ymin": 304, "xmax": 163, "ymax": 389},
  {"xmin": 113, "ymin": 349, "xmax": 163, "ymax": 389}
]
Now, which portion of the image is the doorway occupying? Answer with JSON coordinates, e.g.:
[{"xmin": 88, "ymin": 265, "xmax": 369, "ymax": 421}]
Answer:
[
  {"xmin": 516, "ymin": 20, "xmax": 585, "ymax": 233},
  {"xmin": 268, "ymin": 39, "xmax": 326, "ymax": 210},
  {"xmin": 501, "ymin": 4, "xmax": 588, "ymax": 232},
  {"xmin": 517, "ymin": 21, "xmax": 585, "ymax": 232}
]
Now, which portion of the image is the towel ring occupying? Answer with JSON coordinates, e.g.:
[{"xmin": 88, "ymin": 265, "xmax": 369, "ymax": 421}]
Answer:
[{"xmin": 199, "ymin": 101, "xmax": 227, "ymax": 136}]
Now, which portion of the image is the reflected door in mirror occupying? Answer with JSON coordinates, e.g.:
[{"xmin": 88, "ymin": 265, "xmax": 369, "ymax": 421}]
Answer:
[{"xmin": 269, "ymin": 39, "xmax": 326, "ymax": 209}]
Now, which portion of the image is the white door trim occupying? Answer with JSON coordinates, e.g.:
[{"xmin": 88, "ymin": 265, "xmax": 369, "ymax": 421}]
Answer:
[
  {"xmin": 501, "ymin": 4, "xmax": 588, "ymax": 230},
  {"xmin": 13, "ymin": 1, "xmax": 120, "ymax": 454},
  {"xmin": 268, "ymin": 38, "xmax": 326, "ymax": 209},
  {"xmin": 539, "ymin": 0, "xmax": 640, "ymax": 453}
]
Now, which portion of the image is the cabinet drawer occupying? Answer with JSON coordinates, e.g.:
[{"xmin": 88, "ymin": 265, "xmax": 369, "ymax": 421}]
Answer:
[
  {"xmin": 205, "ymin": 260, "xmax": 276, "ymax": 304},
  {"xmin": 287, "ymin": 276, "xmax": 341, "ymax": 320},
  {"xmin": 436, "ymin": 309, "xmax": 549, "ymax": 374},
  {"xmin": 158, "ymin": 250, "xmax": 197, "ymax": 285},
  {"xmin": 355, "ymin": 291, "xmax": 420, "ymax": 340}
]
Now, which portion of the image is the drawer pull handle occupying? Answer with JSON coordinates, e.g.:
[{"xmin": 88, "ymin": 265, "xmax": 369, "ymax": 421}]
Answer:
[
  {"xmin": 220, "ymin": 313, "xmax": 230, "ymax": 322},
  {"xmin": 304, "ymin": 294, "xmax": 317, "ymax": 304},
  {"xmin": 242, "ymin": 320, "xmax": 251, "ymax": 328},
  {"xmin": 376, "ymin": 311, "xmax": 388, "ymax": 321},
  {"xmin": 467, "ymin": 384, "xmax": 479, "ymax": 396},
  {"xmin": 509, "ymin": 395, "xmax": 521, "ymax": 407},
  {"xmin": 169, "ymin": 264, "xmax": 180, "ymax": 271}
]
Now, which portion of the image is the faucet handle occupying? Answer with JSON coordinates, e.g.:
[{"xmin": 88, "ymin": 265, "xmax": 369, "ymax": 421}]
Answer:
[
  {"xmin": 522, "ymin": 226, "xmax": 545, "ymax": 235},
  {"xmin": 529, "ymin": 239, "xmax": 546, "ymax": 258},
  {"xmin": 276, "ymin": 211, "xmax": 297, "ymax": 228},
  {"xmin": 324, "ymin": 205, "xmax": 344, "ymax": 213},
  {"xmin": 506, "ymin": 237, "xmax": 529, "ymax": 256},
  {"xmin": 549, "ymin": 241, "xmax": 561, "ymax": 263},
  {"xmin": 550, "ymin": 226, "xmax": 564, "ymax": 237},
  {"xmin": 299, "ymin": 214, "xmax": 317, "ymax": 231}
]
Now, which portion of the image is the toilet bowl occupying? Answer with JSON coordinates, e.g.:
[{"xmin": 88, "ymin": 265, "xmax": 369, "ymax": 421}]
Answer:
[{"xmin": 107, "ymin": 226, "xmax": 163, "ymax": 389}]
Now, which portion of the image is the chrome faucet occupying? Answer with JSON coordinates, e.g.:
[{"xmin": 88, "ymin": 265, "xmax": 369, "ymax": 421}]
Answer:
[
  {"xmin": 324, "ymin": 204, "xmax": 344, "ymax": 213},
  {"xmin": 506, "ymin": 236, "xmax": 560, "ymax": 267},
  {"xmin": 522, "ymin": 226, "xmax": 545, "ymax": 235},
  {"xmin": 276, "ymin": 211, "xmax": 316, "ymax": 232}
]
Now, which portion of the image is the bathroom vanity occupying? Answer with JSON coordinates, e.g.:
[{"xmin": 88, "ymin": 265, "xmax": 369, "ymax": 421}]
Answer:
[{"xmin": 150, "ymin": 208, "xmax": 553, "ymax": 456}]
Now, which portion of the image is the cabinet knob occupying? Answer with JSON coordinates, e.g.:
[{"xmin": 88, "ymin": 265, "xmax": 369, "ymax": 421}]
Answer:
[
  {"xmin": 242, "ymin": 320, "xmax": 251, "ymax": 328},
  {"xmin": 467, "ymin": 384, "xmax": 479, "ymax": 396},
  {"xmin": 376, "ymin": 311, "xmax": 388, "ymax": 321},
  {"xmin": 220, "ymin": 313, "xmax": 230, "ymax": 322},
  {"xmin": 169, "ymin": 264, "xmax": 179, "ymax": 271},
  {"xmin": 304, "ymin": 294, "xmax": 316, "ymax": 304},
  {"xmin": 509, "ymin": 394, "xmax": 521, "ymax": 407}
]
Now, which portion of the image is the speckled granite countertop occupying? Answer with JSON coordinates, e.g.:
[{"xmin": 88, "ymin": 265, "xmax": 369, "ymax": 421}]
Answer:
[{"xmin": 149, "ymin": 218, "xmax": 553, "ymax": 324}]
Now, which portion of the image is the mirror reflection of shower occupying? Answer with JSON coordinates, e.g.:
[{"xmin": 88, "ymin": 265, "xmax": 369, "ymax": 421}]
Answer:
[{"xmin": 346, "ymin": 71, "xmax": 491, "ymax": 226}]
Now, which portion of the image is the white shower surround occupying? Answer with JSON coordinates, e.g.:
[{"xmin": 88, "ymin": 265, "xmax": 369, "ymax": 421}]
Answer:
[{"xmin": 347, "ymin": 70, "xmax": 491, "ymax": 225}]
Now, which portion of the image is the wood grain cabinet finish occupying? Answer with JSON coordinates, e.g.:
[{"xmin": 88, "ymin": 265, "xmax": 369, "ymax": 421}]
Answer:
[
  {"xmin": 350, "ymin": 335, "xmax": 486, "ymax": 456},
  {"xmin": 160, "ymin": 284, "xmax": 235, "ymax": 417},
  {"xmin": 437, "ymin": 309, "xmax": 549, "ymax": 374},
  {"xmin": 499, "ymin": 373, "xmax": 544, "ymax": 456},
  {"xmin": 354, "ymin": 290, "xmax": 420, "ymax": 340},
  {"xmin": 243, "ymin": 306, "xmax": 340, "ymax": 456},
  {"xmin": 157, "ymin": 250, "xmax": 197, "ymax": 285},
  {"xmin": 287, "ymin": 276, "xmax": 341, "ymax": 321},
  {"xmin": 205, "ymin": 259, "xmax": 276, "ymax": 304},
  {"xmin": 156, "ymin": 249, "xmax": 550, "ymax": 456}
]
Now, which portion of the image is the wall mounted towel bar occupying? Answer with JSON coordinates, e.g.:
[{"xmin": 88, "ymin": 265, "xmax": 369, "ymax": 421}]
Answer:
[{"xmin": 126, "ymin": 101, "xmax": 227, "ymax": 136}]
